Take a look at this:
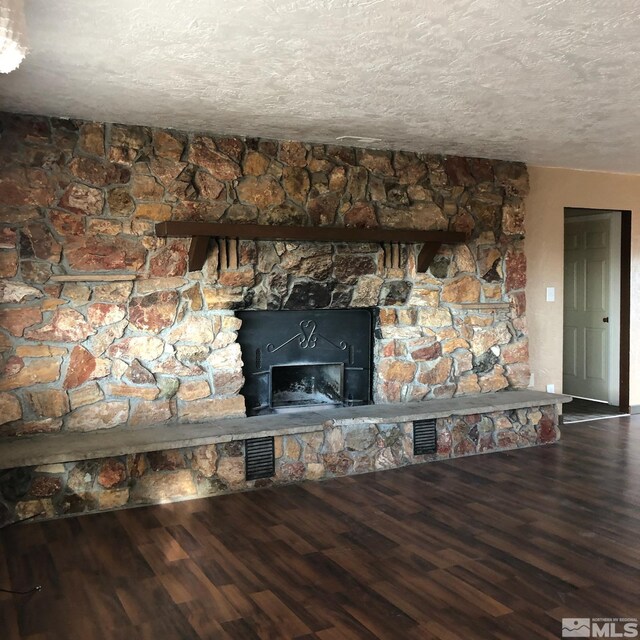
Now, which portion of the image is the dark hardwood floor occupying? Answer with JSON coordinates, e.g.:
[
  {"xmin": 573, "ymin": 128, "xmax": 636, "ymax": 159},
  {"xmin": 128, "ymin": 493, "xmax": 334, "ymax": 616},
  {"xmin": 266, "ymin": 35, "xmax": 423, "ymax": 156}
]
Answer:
[{"xmin": 2, "ymin": 416, "xmax": 640, "ymax": 639}]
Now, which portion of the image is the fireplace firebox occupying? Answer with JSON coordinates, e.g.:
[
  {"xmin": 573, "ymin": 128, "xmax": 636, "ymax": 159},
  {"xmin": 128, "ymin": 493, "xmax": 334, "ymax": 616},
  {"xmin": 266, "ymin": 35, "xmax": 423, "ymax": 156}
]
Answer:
[{"xmin": 236, "ymin": 309, "xmax": 374, "ymax": 416}]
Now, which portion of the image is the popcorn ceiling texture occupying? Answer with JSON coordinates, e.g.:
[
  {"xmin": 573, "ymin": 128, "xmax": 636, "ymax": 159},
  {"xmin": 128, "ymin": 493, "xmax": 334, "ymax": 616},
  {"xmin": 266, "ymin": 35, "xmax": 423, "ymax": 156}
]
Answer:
[
  {"xmin": 0, "ymin": 112, "xmax": 535, "ymax": 519},
  {"xmin": 1, "ymin": 0, "xmax": 639, "ymax": 172}
]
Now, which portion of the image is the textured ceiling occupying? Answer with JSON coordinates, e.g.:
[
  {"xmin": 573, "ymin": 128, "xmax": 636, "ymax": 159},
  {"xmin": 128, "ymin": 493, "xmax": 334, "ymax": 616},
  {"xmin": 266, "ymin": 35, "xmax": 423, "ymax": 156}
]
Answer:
[{"xmin": 1, "ymin": 0, "xmax": 640, "ymax": 172}]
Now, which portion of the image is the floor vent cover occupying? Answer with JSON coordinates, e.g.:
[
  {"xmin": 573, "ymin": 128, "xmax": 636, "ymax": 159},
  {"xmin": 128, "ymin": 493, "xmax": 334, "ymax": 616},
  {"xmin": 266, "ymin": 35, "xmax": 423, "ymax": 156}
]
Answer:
[
  {"xmin": 413, "ymin": 419, "xmax": 437, "ymax": 455},
  {"xmin": 245, "ymin": 436, "xmax": 275, "ymax": 481}
]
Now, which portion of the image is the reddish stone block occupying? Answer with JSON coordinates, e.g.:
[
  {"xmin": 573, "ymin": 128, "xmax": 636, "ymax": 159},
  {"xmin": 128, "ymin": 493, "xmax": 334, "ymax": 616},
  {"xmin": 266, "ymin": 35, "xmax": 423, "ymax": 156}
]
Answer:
[
  {"xmin": 149, "ymin": 241, "xmax": 189, "ymax": 277},
  {"xmin": 129, "ymin": 290, "xmax": 178, "ymax": 333},
  {"xmin": 26, "ymin": 309, "xmax": 94, "ymax": 343},
  {"xmin": 505, "ymin": 250, "xmax": 527, "ymax": 292},
  {"xmin": 64, "ymin": 346, "xmax": 97, "ymax": 389},
  {"xmin": 0, "ymin": 307, "xmax": 42, "ymax": 336},
  {"xmin": 65, "ymin": 236, "xmax": 146, "ymax": 272},
  {"xmin": 29, "ymin": 477, "xmax": 63, "ymax": 498}
]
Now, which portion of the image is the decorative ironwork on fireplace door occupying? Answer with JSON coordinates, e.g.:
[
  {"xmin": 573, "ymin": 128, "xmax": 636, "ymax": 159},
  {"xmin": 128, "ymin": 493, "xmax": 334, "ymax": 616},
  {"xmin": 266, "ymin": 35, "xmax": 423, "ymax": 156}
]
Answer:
[{"xmin": 236, "ymin": 309, "xmax": 373, "ymax": 416}]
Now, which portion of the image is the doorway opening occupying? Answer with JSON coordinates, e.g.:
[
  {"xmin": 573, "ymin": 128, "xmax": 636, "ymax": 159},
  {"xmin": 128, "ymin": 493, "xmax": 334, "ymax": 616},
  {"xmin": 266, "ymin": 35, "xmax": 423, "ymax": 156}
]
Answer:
[{"xmin": 562, "ymin": 208, "xmax": 631, "ymax": 423}]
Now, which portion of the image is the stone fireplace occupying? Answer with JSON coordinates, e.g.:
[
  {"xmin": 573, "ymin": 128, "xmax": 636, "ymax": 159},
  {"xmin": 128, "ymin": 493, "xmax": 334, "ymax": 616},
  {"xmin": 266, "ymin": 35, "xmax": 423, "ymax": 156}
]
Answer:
[
  {"xmin": 236, "ymin": 309, "xmax": 373, "ymax": 415},
  {"xmin": 0, "ymin": 112, "xmax": 549, "ymax": 523}
]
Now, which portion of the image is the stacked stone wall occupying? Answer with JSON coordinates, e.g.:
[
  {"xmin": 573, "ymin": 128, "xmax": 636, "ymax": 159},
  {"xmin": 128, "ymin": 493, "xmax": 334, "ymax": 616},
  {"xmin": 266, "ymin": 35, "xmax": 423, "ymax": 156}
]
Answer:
[{"xmin": 0, "ymin": 113, "xmax": 530, "ymax": 438}]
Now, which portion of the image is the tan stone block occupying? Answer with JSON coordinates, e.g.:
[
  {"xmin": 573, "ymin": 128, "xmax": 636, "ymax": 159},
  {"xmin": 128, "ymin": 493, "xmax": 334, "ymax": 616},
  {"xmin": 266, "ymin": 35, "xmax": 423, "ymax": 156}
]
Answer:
[
  {"xmin": 397, "ymin": 309, "xmax": 417, "ymax": 326},
  {"xmin": 192, "ymin": 445, "xmax": 218, "ymax": 478},
  {"xmin": 470, "ymin": 322, "xmax": 512, "ymax": 356},
  {"xmin": 417, "ymin": 307, "xmax": 452, "ymax": 327},
  {"xmin": 352, "ymin": 275, "xmax": 383, "ymax": 307},
  {"xmin": 441, "ymin": 276, "xmax": 481, "ymax": 303},
  {"xmin": 377, "ymin": 359, "xmax": 417, "ymax": 384},
  {"xmin": 213, "ymin": 369, "xmax": 243, "ymax": 396},
  {"xmin": 483, "ymin": 283, "xmax": 502, "ymax": 300},
  {"xmin": 34, "ymin": 463, "xmax": 66, "ymax": 474},
  {"xmin": 90, "ymin": 319, "xmax": 128, "ymax": 357},
  {"xmin": 97, "ymin": 489, "xmax": 130, "ymax": 510},
  {"xmin": 0, "ymin": 281, "xmax": 43, "ymax": 304},
  {"xmin": 274, "ymin": 436, "xmax": 284, "ymax": 459},
  {"xmin": 1, "ymin": 418, "xmax": 63, "ymax": 437},
  {"xmin": 284, "ymin": 437, "xmax": 301, "ymax": 460},
  {"xmin": 454, "ymin": 245, "xmax": 476, "ymax": 273},
  {"xmin": 479, "ymin": 366, "xmax": 509, "ymax": 392},
  {"xmin": 220, "ymin": 315, "xmax": 241, "ymax": 332},
  {"xmin": 501, "ymin": 340, "xmax": 529, "ymax": 365},
  {"xmin": 203, "ymin": 287, "xmax": 245, "ymax": 310},
  {"xmin": 41, "ymin": 299, "xmax": 66, "ymax": 311},
  {"xmin": 207, "ymin": 343, "xmax": 242, "ymax": 370},
  {"xmin": 463, "ymin": 314, "xmax": 494, "ymax": 327},
  {"xmin": 66, "ymin": 401, "xmax": 129, "ymax": 432},
  {"xmin": 306, "ymin": 462, "xmax": 325, "ymax": 480},
  {"xmin": 15, "ymin": 499, "xmax": 55, "ymax": 520},
  {"xmin": 27, "ymin": 389, "xmax": 70, "ymax": 418},
  {"xmin": 506, "ymin": 363, "xmax": 531, "ymax": 388},
  {"xmin": 136, "ymin": 277, "xmax": 186, "ymax": 295},
  {"xmin": 93, "ymin": 281, "xmax": 133, "ymax": 303},
  {"xmin": 178, "ymin": 396, "xmax": 245, "ymax": 422},
  {"xmin": 134, "ymin": 203, "xmax": 172, "ymax": 221},
  {"xmin": 107, "ymin": 384, "xmax": 159, "ymax": 400},
  {"xmin": 131, "ymin": 471, "xmax": 197, "ymax": 503},
  {"xmin": 177, "ymin": 380, "xmax": 211, "ymax": 402},
  {"xmin": 323, "ymin": 427, "xmax": 345, "ymax": 454},
  {"xmin": 0, "ymin": 250, "xmax": 17, "ymax": 277},
  {"xmin": 378, "ymin": 308, "xmax": 396, "ymax": 326},
  {"xmin": 152, "ymin": 130, "xmax": 183, "ymax": 161},
  {"xmin": 0, "ymin": 359, "xmax": 61, "ymax": 391},
  {"xmin": 79, "ymin": 122, "xmax": 105, "ymax": 156},
  {"xmin": 216, "ymin": 457, "xmax": 245, "ymax": 488},
  {"xmin": 129, "ymin": 399, "xmax": 173, "ymax": 426},
  {"xmin": 107, "ymin": 336, "xmax": 165, "ymax": 361},
  {"xmin": 442, "ymin": 338, "xmax": 470, "ymax": 354},
  {"xmin": 380, "ymin": 325, "xmax": 422, "ymax": 339},
  {"xmin": 407, "ymin": 288, "xmax": 439, "ymax": 306},
  {"xmin": 417, "ymin": 357, "xmax": 452, "ymax": 385},
  {"xmin": 91, "ymin": 358, "xmax": 111, "ymax": 379},
  {"xmin": 0, "ymin": 392, "xmax": 22, "ymax": 425},
  {"xmin": 167, "ymin": 316, "xmax": 214, "ymax": 344},
  {"xmin": 456, "ymin": 374, "xmax": 481, "ymax": 395}
]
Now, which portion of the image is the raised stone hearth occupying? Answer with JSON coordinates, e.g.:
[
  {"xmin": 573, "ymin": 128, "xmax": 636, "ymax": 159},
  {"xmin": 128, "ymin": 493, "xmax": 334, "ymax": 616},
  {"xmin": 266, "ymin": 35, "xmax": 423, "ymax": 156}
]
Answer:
[
  {"xmin": 0, "ymin": 113, "xmax": 533, "ymax": 521},
  {"xmin": 0, "ymin": 391, "xmax": 569, "ymax": 521}
]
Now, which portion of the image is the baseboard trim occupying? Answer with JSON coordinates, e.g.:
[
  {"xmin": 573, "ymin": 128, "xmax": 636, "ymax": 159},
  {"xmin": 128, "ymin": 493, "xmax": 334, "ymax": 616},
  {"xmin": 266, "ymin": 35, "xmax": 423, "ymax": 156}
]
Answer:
[{"xmin": 629, "ymin": 405, "xmax": 640, "ymax": 415}]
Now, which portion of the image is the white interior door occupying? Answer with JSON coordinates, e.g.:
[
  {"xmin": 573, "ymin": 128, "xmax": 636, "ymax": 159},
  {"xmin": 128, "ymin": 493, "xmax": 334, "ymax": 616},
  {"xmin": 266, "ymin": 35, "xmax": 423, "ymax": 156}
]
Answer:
[{"xmin": 563, "ymin": 216, "xmax": 611, "ymax": 401}]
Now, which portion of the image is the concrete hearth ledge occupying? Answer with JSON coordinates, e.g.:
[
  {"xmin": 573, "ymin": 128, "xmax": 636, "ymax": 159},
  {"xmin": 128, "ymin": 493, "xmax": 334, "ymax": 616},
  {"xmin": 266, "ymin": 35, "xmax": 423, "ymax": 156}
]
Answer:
[{"xmin": 0, "ymin": 390, "xmax": 570, "ymax": 470}]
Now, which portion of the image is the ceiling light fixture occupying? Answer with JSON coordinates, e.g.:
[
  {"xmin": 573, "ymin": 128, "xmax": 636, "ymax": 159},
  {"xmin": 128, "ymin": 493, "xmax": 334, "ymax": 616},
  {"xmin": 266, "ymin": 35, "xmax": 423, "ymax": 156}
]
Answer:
[{"xmin": 0, "ymin": 0, "xmax": 28, "ymax": 74}]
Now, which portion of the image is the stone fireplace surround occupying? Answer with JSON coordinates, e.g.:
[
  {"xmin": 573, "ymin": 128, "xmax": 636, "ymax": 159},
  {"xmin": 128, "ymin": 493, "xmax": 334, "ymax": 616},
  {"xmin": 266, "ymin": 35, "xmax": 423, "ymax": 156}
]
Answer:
[{"xmin": 0, "ymin": 112, "xmax": 553, "ymax": 522}]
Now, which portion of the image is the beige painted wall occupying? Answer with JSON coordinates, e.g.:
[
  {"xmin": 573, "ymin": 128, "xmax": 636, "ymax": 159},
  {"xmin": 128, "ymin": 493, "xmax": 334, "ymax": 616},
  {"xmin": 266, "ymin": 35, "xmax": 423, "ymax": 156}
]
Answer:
[{"xmin": 525, "ymin": 166, "xmax": 640, "ymax": 407}]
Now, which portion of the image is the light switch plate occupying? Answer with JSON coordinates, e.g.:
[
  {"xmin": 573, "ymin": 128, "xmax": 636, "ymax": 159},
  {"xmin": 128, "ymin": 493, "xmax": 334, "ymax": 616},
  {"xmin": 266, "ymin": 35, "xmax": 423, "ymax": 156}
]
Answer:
[{"xmin": 546, "ymin": 287, "xmax": 555, "ymax": 302}]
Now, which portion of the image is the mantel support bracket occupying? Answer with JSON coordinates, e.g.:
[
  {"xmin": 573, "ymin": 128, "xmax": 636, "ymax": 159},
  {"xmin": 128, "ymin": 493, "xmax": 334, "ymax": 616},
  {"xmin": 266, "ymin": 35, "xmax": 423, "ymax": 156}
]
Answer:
[
  {"xmin": 188, "ymin": 236, "xmax": 210, "ymax": 272},
  {"xmin": 156, "ymin": 222, "xmax": 467, "ymax": 273}
]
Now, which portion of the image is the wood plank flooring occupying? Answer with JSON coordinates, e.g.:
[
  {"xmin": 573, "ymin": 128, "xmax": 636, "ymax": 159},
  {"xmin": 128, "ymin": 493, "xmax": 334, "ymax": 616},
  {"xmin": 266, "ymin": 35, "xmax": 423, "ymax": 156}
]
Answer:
[{"xmin": 2, "ymin": 416, "xmax": 639, "ymax": 639}]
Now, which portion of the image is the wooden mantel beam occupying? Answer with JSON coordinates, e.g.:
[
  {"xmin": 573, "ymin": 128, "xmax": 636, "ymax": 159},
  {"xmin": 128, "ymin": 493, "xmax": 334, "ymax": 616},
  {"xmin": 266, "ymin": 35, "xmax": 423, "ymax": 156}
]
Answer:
[{"xmin": 155, "ymin": 222, "xmax": 467, "ymax": 272}]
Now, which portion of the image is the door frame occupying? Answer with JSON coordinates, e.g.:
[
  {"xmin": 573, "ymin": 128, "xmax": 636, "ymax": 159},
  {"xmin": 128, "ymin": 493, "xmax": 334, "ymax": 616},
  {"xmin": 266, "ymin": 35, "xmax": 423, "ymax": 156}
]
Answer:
[{"xmin": 562, "ymin": 208, "xmax": 631, "ymax": 412}]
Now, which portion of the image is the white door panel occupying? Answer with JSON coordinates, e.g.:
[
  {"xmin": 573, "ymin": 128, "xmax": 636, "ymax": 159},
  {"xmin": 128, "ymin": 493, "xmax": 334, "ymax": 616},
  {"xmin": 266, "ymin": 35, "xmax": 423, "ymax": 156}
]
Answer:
[{"xmin": 563, "ymin": 217, "xmax": 610, "ymax": 401}]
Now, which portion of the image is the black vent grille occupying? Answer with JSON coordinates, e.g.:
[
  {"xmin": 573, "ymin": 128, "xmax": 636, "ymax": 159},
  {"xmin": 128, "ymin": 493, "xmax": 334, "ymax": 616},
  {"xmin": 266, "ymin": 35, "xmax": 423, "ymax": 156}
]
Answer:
[
  {"xmin": 245, "ymin": 437, "xmax": 275, "ymax": 481},
  {"xmin": 413, "ymin": 419, "xmax": 437, "ymax": 455}
]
